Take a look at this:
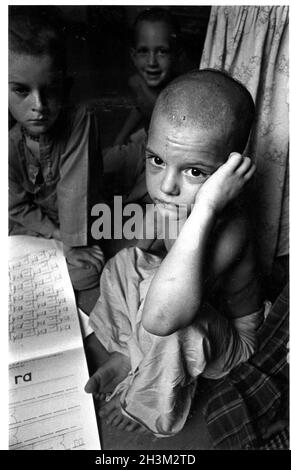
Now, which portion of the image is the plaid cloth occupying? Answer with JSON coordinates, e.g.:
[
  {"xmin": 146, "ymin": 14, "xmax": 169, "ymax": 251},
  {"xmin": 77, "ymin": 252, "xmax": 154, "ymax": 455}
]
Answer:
[
  {"xmin": 258, "ymin": 427, "xmax": 289, "ymax": 450},
  {"xmin": 201, "ymin": 284, "xmax": 289, "ymax": 450}
]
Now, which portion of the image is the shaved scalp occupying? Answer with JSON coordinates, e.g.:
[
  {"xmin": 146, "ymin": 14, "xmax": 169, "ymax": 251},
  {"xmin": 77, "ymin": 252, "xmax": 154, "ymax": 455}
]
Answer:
[{"xmin": 151, "ymin": 69, "xmax": 255, "ymax": 153}]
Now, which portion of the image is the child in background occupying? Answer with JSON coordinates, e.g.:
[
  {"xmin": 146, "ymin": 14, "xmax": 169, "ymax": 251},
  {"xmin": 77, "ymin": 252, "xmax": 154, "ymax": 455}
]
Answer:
[
  {"xmin": 85, "ymin": 70, "xmax": 266, "ymax": 436},
  {"xmin": 114, "ymin": 7, "xmax": 180, "ymax": 146},
  {"xmin": 9, "ymin": 6, "xmax": 105, "ymax": 290},
  {"xmin": 104, "ymin": 8, "xmax": 180, "ymax": 203}
]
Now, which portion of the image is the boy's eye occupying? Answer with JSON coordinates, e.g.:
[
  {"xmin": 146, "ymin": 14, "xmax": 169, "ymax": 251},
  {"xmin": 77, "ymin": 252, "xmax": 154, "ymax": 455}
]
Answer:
[
  {"xmin": 156, "ymin": 48, "xmax": 170, "ymax": 57},
  {"xmin": 153, "ymin": 156, "xmax": 164, "ymax": 165},
  {"xmin": 184, "ymin": 168, "xmax": 206, "ymax": 178},
  {"xmin": 147, "ymin": 155, "xmax": 165, "ymax": 167},
  {"xmin": 136, "ymin": 47, "xmax": 149, "ymax": 56},
  {"xmin": 13, "ymin": 87, "xmax": 29, "ymax": 96},
  {"xmin": 136, "ymin": 47, "xmax": 170, "ymax": 58}
]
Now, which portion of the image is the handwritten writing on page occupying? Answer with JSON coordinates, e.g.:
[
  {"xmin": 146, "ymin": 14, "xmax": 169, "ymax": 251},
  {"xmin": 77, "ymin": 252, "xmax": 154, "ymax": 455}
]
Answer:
[{"xmin": 9, "ymin": 236, "xmax": 100, "ymax": 450}]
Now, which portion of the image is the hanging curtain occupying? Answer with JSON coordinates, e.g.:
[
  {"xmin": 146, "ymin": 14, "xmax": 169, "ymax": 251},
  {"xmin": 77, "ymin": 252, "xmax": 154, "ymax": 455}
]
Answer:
[{"xmin": 200, "ymin": 6, "xmax": 289, "ymax": 276}]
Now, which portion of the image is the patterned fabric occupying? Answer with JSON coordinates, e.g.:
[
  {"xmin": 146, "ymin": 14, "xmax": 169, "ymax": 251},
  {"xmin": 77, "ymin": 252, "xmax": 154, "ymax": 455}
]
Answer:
[
  {"xmin": 258, "ymin": 428, "xmax": 289, "ymax": 450},
  {"xmin": 200, "ymin": 6, "xmax": 289, "ymax": 275},
  {"xmin": 202, "ymin": 284, "xmax": 289, "ymax": 450}
]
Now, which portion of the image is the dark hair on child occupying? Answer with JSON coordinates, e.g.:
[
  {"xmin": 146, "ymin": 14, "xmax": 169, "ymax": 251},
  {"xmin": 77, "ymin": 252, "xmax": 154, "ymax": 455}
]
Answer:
[
  {"xmin": 9, "ymin": 6, "xmax": 66, "ymax": 72},
  {"xmin": 132, "ymin": 7, "xmax": 180, "ymax": 49}
]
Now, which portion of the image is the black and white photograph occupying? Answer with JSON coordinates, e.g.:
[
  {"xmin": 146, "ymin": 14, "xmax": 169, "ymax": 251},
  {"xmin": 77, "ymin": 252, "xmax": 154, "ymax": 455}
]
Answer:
[{"xmin": 6, "ymin": 2, "xmax": 289, "ymax": 453}]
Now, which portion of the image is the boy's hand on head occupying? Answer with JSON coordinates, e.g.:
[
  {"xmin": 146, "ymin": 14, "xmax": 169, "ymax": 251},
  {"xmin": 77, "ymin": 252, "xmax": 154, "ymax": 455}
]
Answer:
[
  {"xmin": 65, "ymin": 245, "xmax": 105, "ymax": 273},
  {"xmin": 194, "ymin": 153, "xmax": 255, "ymax": 214}
]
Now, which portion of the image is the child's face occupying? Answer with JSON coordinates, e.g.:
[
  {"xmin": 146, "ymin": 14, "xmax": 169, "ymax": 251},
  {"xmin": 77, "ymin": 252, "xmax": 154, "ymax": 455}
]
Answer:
[
  {"xmin": 146, "ymin": 114, "xmax": 227, "ymax": 218},
  {"xmin": 131, "ymin": 20, "xmax": 174, "ymax": 89},
  {"xmin": 9, "ymin": 53, "xmax": 64, "ymax": 136}
]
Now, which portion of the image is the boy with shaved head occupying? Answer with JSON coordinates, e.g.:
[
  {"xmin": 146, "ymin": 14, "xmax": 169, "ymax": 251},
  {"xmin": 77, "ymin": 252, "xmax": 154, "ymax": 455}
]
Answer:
[{"xmin": 85, "ymin": 70, "xmax": 265, "ymax": 436}]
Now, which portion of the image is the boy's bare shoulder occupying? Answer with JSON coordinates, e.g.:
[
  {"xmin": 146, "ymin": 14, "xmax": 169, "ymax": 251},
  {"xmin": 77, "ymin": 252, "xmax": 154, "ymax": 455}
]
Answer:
[
  {"xmin": 209, "ymin": 206, "xmax": 264, "ymax": 316},
  {"xmin": 212, "ymin": 207, "xmax": 265, "ymax": 317},
  {"xmin": 209, "ymin": 205, "xmax": 253, "ymax": 280}
]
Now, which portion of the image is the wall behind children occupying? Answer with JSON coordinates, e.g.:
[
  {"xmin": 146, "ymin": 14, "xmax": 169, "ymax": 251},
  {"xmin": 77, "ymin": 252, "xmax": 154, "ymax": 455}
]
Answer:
[{"xmin": 58, "ymin": 6, "xmax": 210, "ymax": 148}]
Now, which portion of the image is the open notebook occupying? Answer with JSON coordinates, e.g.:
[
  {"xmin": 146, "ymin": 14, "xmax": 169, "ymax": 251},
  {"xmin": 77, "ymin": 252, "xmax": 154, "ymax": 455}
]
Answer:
[{"xmin": 9, "ymin": 236, "xmax": 100, "ymax": 450}]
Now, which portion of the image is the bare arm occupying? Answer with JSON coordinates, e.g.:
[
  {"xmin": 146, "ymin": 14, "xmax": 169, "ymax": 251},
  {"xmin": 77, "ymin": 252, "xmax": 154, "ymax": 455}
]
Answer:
[
  {"xmin": 142, "ymin": 153, "xmax": 256, "ymax": 336},
  {"xmin": 142, "ymin": 203, "xmax": 216, "ymax": 335}
]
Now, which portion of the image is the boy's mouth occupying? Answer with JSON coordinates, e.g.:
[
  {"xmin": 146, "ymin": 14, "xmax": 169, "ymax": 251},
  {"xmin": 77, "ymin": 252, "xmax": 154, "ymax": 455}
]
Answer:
[
  {"xmin": 28, "ymin": 118, "xmax": 49, "ymax": 126},
  {"xmin": 145, "ymin": 70, "xmax": 162, "ymax": 80},
  {"xmin": 154, "ymin": 198, "xmax": 189, "ymax": 221},
  {"xmin": 29, "ymin": 116, "xmax": 48, "ymax": 122},
  {"xmin": 154, "ymin": 198, "xmax": 179, "ymax": 210}
]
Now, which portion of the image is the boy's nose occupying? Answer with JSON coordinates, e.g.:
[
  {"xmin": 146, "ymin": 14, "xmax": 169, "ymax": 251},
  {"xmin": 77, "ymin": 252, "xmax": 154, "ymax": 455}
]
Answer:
[
  {"xmin": 160, "ymin": 169, "xmax": 180, "ymax": 196},
  {"xmin": 147, "ymin": 51, "xmax": 158, "ymax": 66},
  {"xmin": 31, "ymin": 91, "xmax": 45, "ymax": 113}
]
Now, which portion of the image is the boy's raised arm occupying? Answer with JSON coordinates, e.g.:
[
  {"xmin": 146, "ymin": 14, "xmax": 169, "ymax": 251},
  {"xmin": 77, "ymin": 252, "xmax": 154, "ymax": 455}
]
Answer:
[
  {"xmin": 142, "ymin": 202, "xmax": 216, "ymax": 335},
  {"xmin": 142, "ymin": 153, "xmax": 256, "ymax": 336}
]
